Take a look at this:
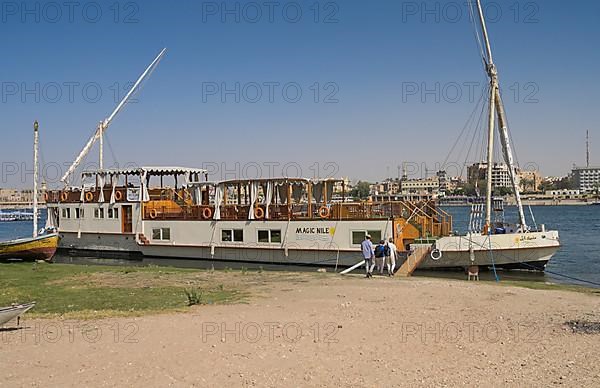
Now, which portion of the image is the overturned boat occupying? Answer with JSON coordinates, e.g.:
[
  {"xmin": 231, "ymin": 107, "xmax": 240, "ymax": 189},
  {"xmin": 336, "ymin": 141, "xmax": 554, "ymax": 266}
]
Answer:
[{"xmin": 0, "ymin": 302, "xmax": 35, "ymax": 326}]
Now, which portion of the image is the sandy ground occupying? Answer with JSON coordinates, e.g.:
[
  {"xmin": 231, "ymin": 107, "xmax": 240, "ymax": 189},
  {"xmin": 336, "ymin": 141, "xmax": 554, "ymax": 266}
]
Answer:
[{"xmin": 1, "ymin": 273, "xmax": 600, "ymax": 387}]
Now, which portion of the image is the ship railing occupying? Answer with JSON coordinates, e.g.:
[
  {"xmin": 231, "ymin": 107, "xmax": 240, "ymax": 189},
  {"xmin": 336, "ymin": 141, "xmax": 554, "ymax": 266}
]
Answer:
[{"xmin": 141, "ymin": 201, "xmax": 452, "ymax": 234}]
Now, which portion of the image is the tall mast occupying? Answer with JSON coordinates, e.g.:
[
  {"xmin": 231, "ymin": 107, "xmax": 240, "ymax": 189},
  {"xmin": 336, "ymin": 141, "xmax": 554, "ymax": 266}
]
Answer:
[
  {"xmin": 484, "ymin": 81, "xmax": 496, "ymax": 230},
  {"xmin": 61, "ymin": 48, "xmax": 167, "ymax": 185},
  {"xmin": 474, "ymin": 0, "xmax": 527, "ymax": 231},
  {"xmin": 33, "ymin": 121, "xmax": 39, "ymax": 238}
]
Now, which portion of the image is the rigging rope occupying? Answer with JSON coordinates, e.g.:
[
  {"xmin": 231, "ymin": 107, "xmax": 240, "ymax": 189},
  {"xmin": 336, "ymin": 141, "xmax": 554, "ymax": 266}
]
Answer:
[{"xmin": 467, "ymin": 0, "xmax": 487, "ymax": 67}]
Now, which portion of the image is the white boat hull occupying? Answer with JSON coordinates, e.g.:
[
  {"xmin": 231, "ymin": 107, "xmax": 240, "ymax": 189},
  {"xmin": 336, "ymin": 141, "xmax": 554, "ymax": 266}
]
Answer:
[
  {"xmin": 416, "ymin": 230, "xmax": 560, "ymax": 270},
  {"xmin": 55, "ymin": 229, "xmax": 560, "ymax": 271}
]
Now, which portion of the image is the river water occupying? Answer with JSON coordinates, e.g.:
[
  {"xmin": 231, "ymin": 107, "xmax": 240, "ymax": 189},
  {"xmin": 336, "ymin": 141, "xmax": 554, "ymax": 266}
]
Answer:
[{"xmin": 1, "ymin": 206, "xmax": 599, "ymax": 287}]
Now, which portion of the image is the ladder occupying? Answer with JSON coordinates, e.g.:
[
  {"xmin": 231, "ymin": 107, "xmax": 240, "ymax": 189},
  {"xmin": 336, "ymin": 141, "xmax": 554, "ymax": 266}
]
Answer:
[{"xmin": 396, "ymin": 246, "xmax": 431, "ymax": 277}]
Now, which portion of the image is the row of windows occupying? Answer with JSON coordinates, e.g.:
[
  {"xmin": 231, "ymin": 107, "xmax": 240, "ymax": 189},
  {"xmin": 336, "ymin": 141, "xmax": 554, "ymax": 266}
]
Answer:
[
  {"xmin": 61, "ymin": 207, "xmax": 119, "ymax": 220},
  {"xmin": 149, "ymin": 228, "xmax": 383, "ymax": 244},
  {"xmin": 149, "ymin": 228, "xmax": 286, "ymax": 244}
]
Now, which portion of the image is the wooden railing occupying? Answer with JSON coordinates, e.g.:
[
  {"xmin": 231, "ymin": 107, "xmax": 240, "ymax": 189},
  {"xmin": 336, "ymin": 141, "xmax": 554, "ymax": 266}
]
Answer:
[{"xmin": 141, "ymin": 200, "xmax": 452, "ymax": 237}]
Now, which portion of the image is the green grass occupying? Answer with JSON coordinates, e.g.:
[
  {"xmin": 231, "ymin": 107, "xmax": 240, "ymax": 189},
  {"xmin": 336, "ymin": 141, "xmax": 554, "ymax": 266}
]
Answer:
[{"xmin": 0, "ymin": 263, "xmax": 244, "ymax": 318}]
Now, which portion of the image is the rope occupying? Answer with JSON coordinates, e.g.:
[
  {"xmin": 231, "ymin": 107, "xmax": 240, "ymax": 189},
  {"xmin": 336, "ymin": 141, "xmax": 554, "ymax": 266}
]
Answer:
[
  {"xmin": 485, "ymin": 231, "xmax": 500, "ymax": 282},
  {"xmin": 467, "ymin": 0, "xmax": 487, "ymax": 67},
  {"xmin": 104, "ymin": 132, "xmax": 119, "ymax": 168}
]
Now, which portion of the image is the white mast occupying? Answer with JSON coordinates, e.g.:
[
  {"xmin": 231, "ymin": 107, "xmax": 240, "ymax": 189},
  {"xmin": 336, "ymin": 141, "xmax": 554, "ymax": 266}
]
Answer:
[
  {"xmin": 61, "ymin": 48, "xmax": 167, "ymax": 185},
  {"xmin": 474, "ymin": 0, "xmax": 527, "ymax": 232},
  {"xmin": 33, "ymin": 120, "xmax": 39, "ymax": 238}
]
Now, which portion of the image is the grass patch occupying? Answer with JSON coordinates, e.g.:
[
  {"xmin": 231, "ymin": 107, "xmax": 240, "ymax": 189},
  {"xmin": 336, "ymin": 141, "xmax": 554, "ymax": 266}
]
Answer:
[{"xmin": 0, "ymin": 263, "xmax": 245, "ymax": 318}]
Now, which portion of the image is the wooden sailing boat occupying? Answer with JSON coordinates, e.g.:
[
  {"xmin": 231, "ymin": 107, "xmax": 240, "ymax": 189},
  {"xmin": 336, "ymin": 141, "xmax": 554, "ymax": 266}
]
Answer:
[{"xmin": 0, "ymin": 121, "xmax": 59, "ymax": 262}]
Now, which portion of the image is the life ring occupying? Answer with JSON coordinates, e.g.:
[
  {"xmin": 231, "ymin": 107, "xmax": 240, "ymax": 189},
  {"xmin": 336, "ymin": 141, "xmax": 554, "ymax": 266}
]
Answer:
[
  {"xmin": 318, "ymin": 206, "xmax": 330, "ymax": 219},
  {"xmin": 85, "ymin": 192, "xmax": 94, "ymax": 202},
  {"xmin": 254, "ymin": 206, "xmax": 265, "ymax": 219},
  {"xmin": 43, "ymin": 192, "xmax": 49, "ymax": 201},
  {"xmin": 114, "ymin": 190, "xmax": 123, "ymax": 201},
  {"xmin": 431, "ymin": 248, "xmax": 442, "ymax": 261},
  {"xmin": 202, "ymin": 207, "xmax": 213, "ymax": 220},
  {"xmin": 149, "ymin": 209, "xmax": 158, "ymax": 219},
  {"xmin": 60, "ymin": 191, "xmax": 68, "ymax": 201}
]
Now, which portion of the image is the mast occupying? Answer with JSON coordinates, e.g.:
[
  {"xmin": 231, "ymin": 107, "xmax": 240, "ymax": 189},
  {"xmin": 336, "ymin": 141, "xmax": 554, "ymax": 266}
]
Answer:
[
  {"xmin": 33, "ymin": 120, "xmax": 39, "ymax": 238},
  {"xmin": 61, "ymin": 48, "xmax": 167, "ymax": 185},
  {"xmin": 484, "ymin": 81, "xmax": 496, "ymax": 230},
  {"xmin": 474, "ymin": 0, "xmax": 527, "ymax": 231}
]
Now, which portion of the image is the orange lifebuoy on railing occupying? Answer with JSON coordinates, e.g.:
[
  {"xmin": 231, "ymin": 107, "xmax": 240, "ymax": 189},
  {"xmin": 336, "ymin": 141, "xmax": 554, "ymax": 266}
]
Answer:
[
  {"xmin": 114, "ymin": 190, "xmax": 123, "ymax": 201},
  {"xmin": 43, "ymin": 192, "xmax": 49, "ymax": 202},
  {"xmin": 202, "ymin": 207, "xmax": 213, "ymax": 220},
  {"xmin": 254, "ymin": 206, "xmax": 265, "ymax": 219},
  {"xmin": 318, "ymin": 206, "xmax": 330, "ymax": 219},
  {"xmin": 60, "ymin": 191, "xmax": 68, "ymax": 202},
  {"xmin": 149, "ymin": 209, "xmax": 158, "ymax": 219},
  {"xmin": 85, "ymin": 192, "xmax": 94, "ymax": 202}
]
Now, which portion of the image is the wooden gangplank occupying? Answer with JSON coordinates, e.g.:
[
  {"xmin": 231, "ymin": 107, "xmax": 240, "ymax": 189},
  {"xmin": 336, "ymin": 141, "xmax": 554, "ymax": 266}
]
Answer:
[{"xmin": 396, "ymin": 246, "xmax": 431, "ymax": 277}]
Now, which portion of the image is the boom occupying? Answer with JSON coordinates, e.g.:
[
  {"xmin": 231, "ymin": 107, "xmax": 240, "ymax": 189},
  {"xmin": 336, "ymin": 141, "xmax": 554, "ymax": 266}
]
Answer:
[{"xmin": 61, "ymin": 48, "xmax": 167, "ymax": 185}]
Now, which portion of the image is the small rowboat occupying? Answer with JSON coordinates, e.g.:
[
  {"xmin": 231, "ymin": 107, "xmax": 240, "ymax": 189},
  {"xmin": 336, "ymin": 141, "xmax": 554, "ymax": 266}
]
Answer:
[
  {"xmin": 0, "ymin": 233, "xmax": 59, "ymax": 262},
  {"xmin": 0, "ymin": 302, "xmax": 36, "ymax": 326}
]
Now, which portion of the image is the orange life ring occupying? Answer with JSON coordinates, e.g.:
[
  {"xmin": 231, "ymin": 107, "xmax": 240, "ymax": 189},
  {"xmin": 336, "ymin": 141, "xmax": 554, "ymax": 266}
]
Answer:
[
  {"xmin": 60, "ymin": 191, "xmax": 68, "ymax": 201},
  {"xmin": 254, "ymin": 206, "xmax": 265, "ymax": 219},
  {"xmin": 114, "ymin": 190, "xmax": 123, "ymax": 201},
  {"xmin": 85, "ymin": 192, "xmax": 94, "ymax": 202},
  {"xmin": 43, "ymin": 192, "xmax": 49, "ymax": 201},
  {"xmin": 202, "ymin": 207, "xmax": 213, "ymax": 219},
  {"xmin": 318, "ymin": 206, "xmax": 330, "ymax": 218},
  {"xmin": 149, "ymin": 209, "xmax": 158, "ymax": 219}
]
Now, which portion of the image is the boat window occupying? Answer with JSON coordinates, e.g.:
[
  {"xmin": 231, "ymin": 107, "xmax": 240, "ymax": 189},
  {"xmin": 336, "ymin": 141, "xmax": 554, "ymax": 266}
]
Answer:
[
  {"xmin": 351, "ymin": 230, "xmax": 382, "ymax": 245},
  {"xmin": 270, "ymin": 230, "xmax": 281, "ymax": 243},
  {"xmin": 352, "ymin": 231, "xmax": 365, "ymax": 245},
  {"xmin": 94, "ymin": 208, "xmax": 105, "ymax": 219},
  {"xmin": 107, "ymin": 208, "xmax": 119, "ymax": 219},
  {"xmin": 258, "ymin": 230, "xmax": 269, "ymax": 243},
  {"xmin": 221, "ymin": 229, "xmax": 244, "ymax": 242},
  {"xmin": 368, "ymin": 230, "xmax": 382, "ymax": 242},
  {"xmin": 152, "ymin": 228, "xmax": 171, "ymax": 241},
  {"xmin": 62, "ymin": 208, "xmax": 71, "ymax": 219},
  {"xmin": 75, "ymin": 208, "xmax": 84, "ymax": 219},
  {"xmin": 258, "ymin": 229, "xmax": 281, "ymax": 243},
  {"xmin": 234, "ymin": 229, "xmax": 244, "ymax": 242}
]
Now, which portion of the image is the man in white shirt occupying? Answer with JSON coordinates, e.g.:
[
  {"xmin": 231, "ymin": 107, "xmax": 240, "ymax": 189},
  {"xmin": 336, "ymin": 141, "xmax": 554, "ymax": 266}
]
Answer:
[{"xmin": 385, "ymin": 237, "xmax": 398, "ymax": 276}]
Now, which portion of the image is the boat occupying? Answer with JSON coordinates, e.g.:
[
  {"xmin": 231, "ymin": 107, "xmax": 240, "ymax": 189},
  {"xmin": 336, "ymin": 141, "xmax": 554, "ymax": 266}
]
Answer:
[
  {"xmin": 0, "ymin": 302, "xmax": 35, "ymax": 326},
  {"xmin": 0, "ymin": 211, "xmax": 37, "ymax": 222},
  {"xmin": 0, "ymin": 121, "xmax": 59, "ymax": 262},
  {"xmin": 44, "ymin": 3, "xmax": 561, "ymax": 272},
  {"xmin": 0, "ymin": 234, "xmax": 59, "ymax": 262}
]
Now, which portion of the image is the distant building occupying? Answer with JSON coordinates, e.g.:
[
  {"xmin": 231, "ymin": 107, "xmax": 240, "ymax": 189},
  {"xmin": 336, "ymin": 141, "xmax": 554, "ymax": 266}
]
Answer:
[
  {"xmin": 467, "ymin": 162, "xmax": 515, "ymax": 189},
  {"xmin": 572, "ymin": 166, "xmax": 600, "ymax": 193},
  {"xmin": 333, "ymin": 177, "xmax": 351, "ymax": 194},
  {"xmin": 400, "ymin": 177, "xmax": 439, "ymax": 199},
  {"xmin": 517, "ymin": 169, "xmax": 542, "ymax": 192},
  {"xmin": 545, "ymin": 189, "xmax": 581, "ymax": 198}
]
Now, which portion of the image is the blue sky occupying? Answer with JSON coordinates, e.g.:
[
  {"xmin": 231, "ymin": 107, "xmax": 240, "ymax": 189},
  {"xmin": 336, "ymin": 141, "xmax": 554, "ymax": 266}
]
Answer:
[{"xmin": 1, "ymin": 0, "xmax": 599, "ymax": 188}]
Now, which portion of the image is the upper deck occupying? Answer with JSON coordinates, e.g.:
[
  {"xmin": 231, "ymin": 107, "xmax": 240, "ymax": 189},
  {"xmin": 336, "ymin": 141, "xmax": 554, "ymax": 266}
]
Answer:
[{"xmin": 46, "ymin": 168, "xmax": 452, "ymax": 238}]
